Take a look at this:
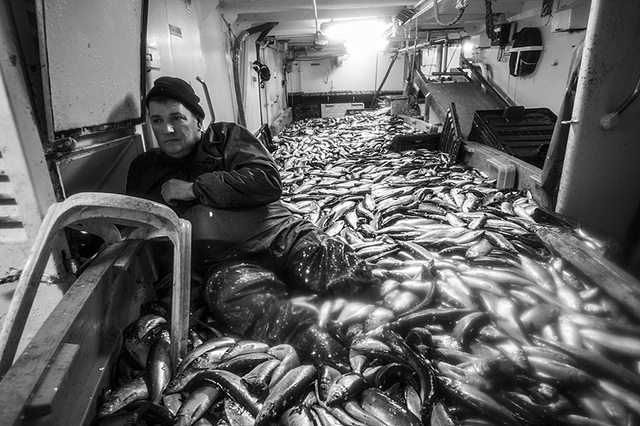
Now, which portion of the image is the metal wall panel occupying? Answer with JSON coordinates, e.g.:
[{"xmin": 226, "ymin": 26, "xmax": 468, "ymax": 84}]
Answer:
[{"xmin": 39, "ymin": 0, "xmax": 145, "ymax": 139}]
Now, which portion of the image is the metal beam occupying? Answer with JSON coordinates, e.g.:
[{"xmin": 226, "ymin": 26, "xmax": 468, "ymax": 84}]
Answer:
[
  {"xmin": 235, "ymin": 7, "xmax": 402, "ymax": 23},
  {"xmin": 220, "ymin": 0, "xmax": 410, "ymax": 15}
]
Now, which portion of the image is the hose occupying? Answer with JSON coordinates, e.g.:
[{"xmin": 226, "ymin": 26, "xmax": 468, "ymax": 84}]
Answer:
[
  {"xmin": 509, "ymin": 27, "xmax": 542, "ymax": 77},
  {"xmin": 434, "ymin": 0, "xmax": 469, "ymax": 27},
  {"xmin": 601, "ymin": 72, "xmax": 640, "ymax": 130}
]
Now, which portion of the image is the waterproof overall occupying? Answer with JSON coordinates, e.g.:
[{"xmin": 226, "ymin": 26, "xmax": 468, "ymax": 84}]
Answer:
[{"xmin": 126, "ymin": 122, "xmax": 376, "ymax": 368}]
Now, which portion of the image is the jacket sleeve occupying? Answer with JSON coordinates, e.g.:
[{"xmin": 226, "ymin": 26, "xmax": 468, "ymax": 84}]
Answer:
[{"xmin": 192, "ymin": 123, "xmax": 283, "ymax": 209}]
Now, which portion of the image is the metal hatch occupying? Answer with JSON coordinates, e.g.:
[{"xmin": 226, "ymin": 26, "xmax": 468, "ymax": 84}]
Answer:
[{"xmin": 37, "ymin": 0, "xmax": 147, "ymax": 141}]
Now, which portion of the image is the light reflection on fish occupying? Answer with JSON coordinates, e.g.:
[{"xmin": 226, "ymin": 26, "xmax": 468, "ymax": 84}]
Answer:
[{"xmin": 98, "ymin": 112, "xmax": 639, "ymax": 426}]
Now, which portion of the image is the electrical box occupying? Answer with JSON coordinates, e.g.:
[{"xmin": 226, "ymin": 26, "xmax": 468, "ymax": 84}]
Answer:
[
  {"xmin": 491, "ymin": 23, "xmax": 512, "ymax": 47},
  {"xmin": 552, "ymin": 1, "xmax": 589, "ymax": 32}
]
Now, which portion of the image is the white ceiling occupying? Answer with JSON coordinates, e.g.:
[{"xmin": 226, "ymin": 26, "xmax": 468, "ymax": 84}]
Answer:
[{"xmin": 218, "ymin": 0, "xmax": 530, "ymax": 49}]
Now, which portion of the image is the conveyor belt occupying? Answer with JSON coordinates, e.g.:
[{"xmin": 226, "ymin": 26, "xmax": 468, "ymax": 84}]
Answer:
[{"xmin": 425, "ymin": 80, "xmax": 506, "ymax": 136}]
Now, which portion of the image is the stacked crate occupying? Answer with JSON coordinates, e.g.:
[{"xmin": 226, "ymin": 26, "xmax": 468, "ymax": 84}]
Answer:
[{"xmin": 468, "ymin": 108, "xmax": 557, "ymax": 168}]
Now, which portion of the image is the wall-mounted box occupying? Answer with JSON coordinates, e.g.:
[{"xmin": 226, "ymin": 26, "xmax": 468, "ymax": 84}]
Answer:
[{"xmin": 552, "ymin": 1, "xmax": 589, "ymax": 32}]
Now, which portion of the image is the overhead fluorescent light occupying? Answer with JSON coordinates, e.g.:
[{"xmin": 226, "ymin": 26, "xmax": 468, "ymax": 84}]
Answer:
[
  {"xmin": 321, "ymin": 18, "xmax": 392, "ymax": 53},
  {"xmin": 321, "ymin": 18, "xmax": 391, "ymax": 41}
]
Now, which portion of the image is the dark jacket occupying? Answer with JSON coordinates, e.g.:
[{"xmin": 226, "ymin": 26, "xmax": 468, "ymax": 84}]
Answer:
[
  {"xmin": 126, "ymin": 122, "xmax": 298, "ymax": 270},
  {"xmin": 126, "ymin": 122, "xmax": 282, "ymax": 213}
]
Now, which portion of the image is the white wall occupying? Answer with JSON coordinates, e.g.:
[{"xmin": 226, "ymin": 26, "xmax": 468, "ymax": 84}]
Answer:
[
  {"xmin": 145, "ymin": 0, "xmax": 208, "ymax": 143},
  {"xmin": 198, "ymin": 1, "xmax": 239, "ymax": 125},
  {"xmin": 144, "ymin": 0, "xmax": 286, "ymax": 137},
  {"xmin": 237, "ymin": 39, "xmax": 288, "ymax": 133},
  {"xmin": 289, "ymin": 50, "xmax": 404, "ymax": 93},
  {"xmin": 0, "ymin": 1, "xmax": 59, "ymax": 274},
  {"xmin": 260, "ymin": 44, "xmax": 289, "ymax": 129},
  {"xmin": 471, "ymin": 3, "xmax": 587, "ymax": 115},
  {"xmin": 420, "ymin": 44, "xmax": 465, "ymax": 76}
]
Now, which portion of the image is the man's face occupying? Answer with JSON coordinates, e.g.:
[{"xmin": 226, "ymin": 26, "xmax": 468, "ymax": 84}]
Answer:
[{"xmin": 149, "ymin": 99, "xmax": 201, "ymax": 159}]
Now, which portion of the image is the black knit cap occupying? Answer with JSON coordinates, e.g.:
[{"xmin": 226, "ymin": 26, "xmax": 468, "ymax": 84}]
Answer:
[{"xmin": 146, "ymin": 76, "xmax": 205, "ymax": 120}]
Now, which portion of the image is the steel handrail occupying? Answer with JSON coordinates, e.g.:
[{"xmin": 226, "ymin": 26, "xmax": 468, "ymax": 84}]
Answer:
[{"xmin": 0, "ymin": 192, "xmax": 191, "ymax": 377}]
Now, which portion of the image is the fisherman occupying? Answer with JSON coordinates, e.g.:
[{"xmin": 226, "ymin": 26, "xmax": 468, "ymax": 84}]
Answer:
[{"xmin": 126, "ymin": 76, "xmax": 378, "ymax": 371}]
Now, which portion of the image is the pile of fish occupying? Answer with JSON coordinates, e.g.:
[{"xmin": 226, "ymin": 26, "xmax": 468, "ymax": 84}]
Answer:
[
  {"xmin": 96, "ymin": 112, "xmax": 640, "ymax": 426},
  {"xmin": 275, "ymin": 112, "xmax": 640, "ymax": 425}
]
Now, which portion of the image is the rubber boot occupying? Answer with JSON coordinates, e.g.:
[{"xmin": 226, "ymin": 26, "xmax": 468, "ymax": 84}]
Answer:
[
  {"xmin": 290, "ymin": 324, "xmax": 350, "ymax": 373},
  {"xmin": 325, "ymin": 258, "xmax": 381, "ymax": 303},
  {"xmin": 203, "ymin": 261, "xmax": 318, "ymax": 345}
]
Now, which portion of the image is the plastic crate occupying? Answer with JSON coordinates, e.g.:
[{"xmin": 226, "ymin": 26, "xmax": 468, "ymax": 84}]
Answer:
[
  {"xmin": 320, "ymin": 103, "xmax": 364, "ymax": 118},
  {"xmin": 293, "ymin": 103, "xmax": 321, "ymax": 121},
  {"xmin": 468, "ymin": 107, "xmax": 557, "ymax": 168},
  {"xmin": 388, "ymin": 133, "xmax": 440, "ymax": 152}
]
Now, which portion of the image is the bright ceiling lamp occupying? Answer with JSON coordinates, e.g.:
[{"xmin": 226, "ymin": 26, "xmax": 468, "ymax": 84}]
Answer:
[
  {"xmin": 463, "ymin": 39, "xmax": 474, "ymax": 57},
  {"xmin": 321, "ymin": 18, "xmax": 392, "ymax": 53}
]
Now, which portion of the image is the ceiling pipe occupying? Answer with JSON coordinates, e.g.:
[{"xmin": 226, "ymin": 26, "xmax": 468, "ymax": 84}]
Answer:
[
  {"xmin": 382, "ymin": 0, "xmax": 430, "ymax": 46},
  {"xmin": 312, "ymin": 0, "xmax": 328, "ymax": 50},
  {"xmin": 395, "ymin": 36, "xmax": 456, "ymax": 54},
  {"xmin": 400, "ymin": 0, "xmax": 433, "ymax": 28},
  {"xmin": 232, "ymin": 22, "xmax": 278, "ymax": 127},
  {"xmin": 390, "ymin": 0, "xmax": 453, "ymax": 36}
]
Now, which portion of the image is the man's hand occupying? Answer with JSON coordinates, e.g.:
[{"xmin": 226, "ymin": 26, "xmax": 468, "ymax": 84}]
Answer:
[{"xmin": 161, "ymin": 179, "xmax": 196, "ymax": 206}]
